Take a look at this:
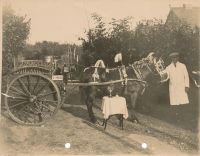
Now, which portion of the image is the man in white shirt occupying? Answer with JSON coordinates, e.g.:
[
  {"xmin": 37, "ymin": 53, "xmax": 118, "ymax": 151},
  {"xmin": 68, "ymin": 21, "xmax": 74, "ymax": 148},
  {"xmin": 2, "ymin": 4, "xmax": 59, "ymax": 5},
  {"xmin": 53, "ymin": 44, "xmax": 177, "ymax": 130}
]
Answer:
[{"xmin": 165, "ymin": 52, "xmax": 189, "ymax": 105}]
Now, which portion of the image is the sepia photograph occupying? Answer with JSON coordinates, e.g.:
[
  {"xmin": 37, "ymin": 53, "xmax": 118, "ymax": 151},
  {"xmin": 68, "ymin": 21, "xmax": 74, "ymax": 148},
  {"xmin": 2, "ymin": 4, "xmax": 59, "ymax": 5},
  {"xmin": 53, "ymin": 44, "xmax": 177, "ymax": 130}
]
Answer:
[{"xmin": 0, "ymin": 0, "xmax": 200, "ymax": 155}]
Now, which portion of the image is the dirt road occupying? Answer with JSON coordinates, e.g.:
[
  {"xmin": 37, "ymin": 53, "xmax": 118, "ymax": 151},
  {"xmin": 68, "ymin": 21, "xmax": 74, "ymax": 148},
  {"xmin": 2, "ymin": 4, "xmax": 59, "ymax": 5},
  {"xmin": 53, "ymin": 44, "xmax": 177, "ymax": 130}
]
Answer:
[
  {"xmin": 0, "ymin": 105, "xmax": 198, "ymax": 155},
  {"xmin": 0, "ymin": 86, "xmax": 199, "ymax": 155}
]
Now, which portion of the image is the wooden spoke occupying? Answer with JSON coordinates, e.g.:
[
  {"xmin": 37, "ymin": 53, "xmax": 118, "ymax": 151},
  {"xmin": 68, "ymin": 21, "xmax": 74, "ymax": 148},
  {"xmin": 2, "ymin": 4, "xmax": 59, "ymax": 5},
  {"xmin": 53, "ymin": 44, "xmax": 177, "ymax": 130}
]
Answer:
[
  {"xmin": 37, "ymin": 91, "xmax": 57, "ymax": 98},
  {"xmin": 9, "ymin": 90, "xmax": 28, "ymax": 98},
  {"xmin": 24, "ymin": 105, "xmax": 39, "ymax": 116},
  {"xmin": 36, "ymin": 102, "xmax": 54, "ymax": 112},
  {"xmin": 32, "ymin": 76, "xmax": 41, "ymax": 94},
  {"xmin": 5, "ymin": 73, "xmax": 61, "ymax": 125},
  {"xmin": 27, "ymin": 75, "xmax": 31, "ymax": 93},
  {"xmin": 17, "ymin": 105, "xmax": 29, "ymax": 113},
  {"xmin": 21, "ymin": 110, "xmax": 35, "ymax": 122},
  {"xmin": 9, "ymin": 101, "xmax": 28, "ymax": 109},
  {"xmin": 10, "ymin": 86, "xmax": 28, "ymax": 97},
  {"xmin": 34, "ymin": 106, "xmax": 42, "ymax": 114},
  {"xmin": 36, "ymin": 81, "xmax": 50, "ymax": 96},
  {"xmin": 34, "ymin": 102, "xmax": 42, "ymax": 113},
  {"xmin": 18, "ymin": 78, "xmax": 31, "ymax": 96},
  {"xmin": 34, "ymin": 103, "xmax": 47, "ymax": 119},
  {"xmin": 8, "ymin": 96, "xmax": 28, "ymax": 100},
  {"xmin": 39, "ymin": 99, "xmax": 58, "ymax": 104}
]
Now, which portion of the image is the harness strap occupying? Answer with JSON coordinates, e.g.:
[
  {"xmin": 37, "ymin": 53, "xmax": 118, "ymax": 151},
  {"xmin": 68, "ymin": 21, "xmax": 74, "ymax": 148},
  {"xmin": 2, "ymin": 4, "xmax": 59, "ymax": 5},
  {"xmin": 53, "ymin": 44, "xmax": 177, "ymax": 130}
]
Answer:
[
  {"xmin": 92, "ymin": 60, "xmax": 106, "ymax": 82},
  {"xmin": 92, "ymin": 72, "xmax": 99, "ymax": 82},
  {"xmin": 145, "ymin": 63, "xmax": 153, "ymax": 73},
  {"xmin": 131, "ymin": 64, "xmax": 142, "ymax": 80},
  {"xmin": 118, "ymin": 68, "xmax": 123, "ymax": 80},
  {"xmin": 118, "ymin": 66, "xmax": 128, "ymax": 85},
  {"xmin": 140, "ymin": 83, "xmax": 146, "ymax": 95}
]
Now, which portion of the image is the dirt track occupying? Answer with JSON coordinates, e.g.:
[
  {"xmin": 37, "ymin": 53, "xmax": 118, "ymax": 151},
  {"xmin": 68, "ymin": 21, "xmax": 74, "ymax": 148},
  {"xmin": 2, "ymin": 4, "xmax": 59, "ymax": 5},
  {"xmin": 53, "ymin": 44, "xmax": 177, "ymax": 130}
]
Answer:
[{"xmin": 0, "ymin": 85, "xmax": 199, "ymax": 155}]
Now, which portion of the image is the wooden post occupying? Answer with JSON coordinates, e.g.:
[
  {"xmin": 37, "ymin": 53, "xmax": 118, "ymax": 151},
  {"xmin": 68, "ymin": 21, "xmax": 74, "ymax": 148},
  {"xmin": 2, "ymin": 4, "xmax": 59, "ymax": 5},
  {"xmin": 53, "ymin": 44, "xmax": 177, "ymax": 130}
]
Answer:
[{"xmin": 0, "ymin": 3, "xmax": 2, "ymax": 119}]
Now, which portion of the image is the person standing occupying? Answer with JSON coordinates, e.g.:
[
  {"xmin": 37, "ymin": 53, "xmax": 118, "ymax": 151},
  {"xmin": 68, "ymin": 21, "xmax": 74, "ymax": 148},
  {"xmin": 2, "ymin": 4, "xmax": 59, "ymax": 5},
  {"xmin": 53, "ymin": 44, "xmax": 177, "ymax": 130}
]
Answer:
[
  {"xmin": 62, "ymin": 63, "xmax": 69, "ymax": 83},
  {"xmin": 165, "ymin": 52, "xmax": 190, "ymax": 105}
]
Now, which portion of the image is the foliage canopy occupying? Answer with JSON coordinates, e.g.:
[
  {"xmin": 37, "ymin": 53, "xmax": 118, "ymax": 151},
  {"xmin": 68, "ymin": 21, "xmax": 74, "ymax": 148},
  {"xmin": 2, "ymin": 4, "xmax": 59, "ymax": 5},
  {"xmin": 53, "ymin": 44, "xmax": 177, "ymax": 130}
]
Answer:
[
  {"xmin": 3, "ymin": 5, "xmax": 31, "ymax": 72},
  {"xmin": 80, "ymin": 14, "xmax": 199, "ymax": 71}
]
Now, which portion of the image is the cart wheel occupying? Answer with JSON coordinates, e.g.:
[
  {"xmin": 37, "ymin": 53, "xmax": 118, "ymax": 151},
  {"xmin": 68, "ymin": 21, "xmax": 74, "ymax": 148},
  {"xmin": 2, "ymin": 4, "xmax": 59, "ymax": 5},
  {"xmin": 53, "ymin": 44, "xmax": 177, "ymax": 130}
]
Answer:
[{"xmin": 5, "ymin": 73, "xmax": 61, "ymax": 125}]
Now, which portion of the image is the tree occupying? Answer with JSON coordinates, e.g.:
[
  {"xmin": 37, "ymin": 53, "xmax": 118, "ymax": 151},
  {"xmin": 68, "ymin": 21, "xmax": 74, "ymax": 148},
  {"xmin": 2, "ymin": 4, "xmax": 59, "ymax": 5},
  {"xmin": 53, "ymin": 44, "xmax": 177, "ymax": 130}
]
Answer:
[
  {"xmin": 130, "ymin": 18, "xmax": 199, "ymax": 71},
  {"xmin": 80, "ymin": 14, "xmax": 107, "ymax": 66},
  {"xmin": 23, "ymin": 41, "xmax": 82, "ymax": 64},
  {"xmin": 134, "ymin": 19, "xmax": 166, "ymax": 57},
  {"xmin": 3, "ymin": 5, "xmax": 31, "ymax": 72},
  {"xmin": 80, "ymin": 14, "xmax": 199, "ymax": 71},
  {"xmin": 109, "ymin": 17, "xmax": 135, "ymax": 64},
  {"xmin": 80, "ymin": 14, "xmax": 134, "ymax": 67}
]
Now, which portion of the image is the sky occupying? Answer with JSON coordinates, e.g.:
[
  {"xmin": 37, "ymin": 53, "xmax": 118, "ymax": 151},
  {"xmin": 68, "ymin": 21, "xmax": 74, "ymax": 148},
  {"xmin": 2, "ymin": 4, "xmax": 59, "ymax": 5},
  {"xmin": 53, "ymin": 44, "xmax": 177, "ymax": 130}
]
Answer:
[{"xmin": 3, "ymin": 0, "xmax": 200, "ymax": 45}]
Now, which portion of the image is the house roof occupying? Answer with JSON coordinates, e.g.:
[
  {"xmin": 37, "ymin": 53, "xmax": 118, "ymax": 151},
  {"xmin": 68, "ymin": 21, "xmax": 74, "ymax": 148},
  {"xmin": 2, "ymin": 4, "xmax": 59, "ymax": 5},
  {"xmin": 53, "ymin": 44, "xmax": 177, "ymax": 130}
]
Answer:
[{"xmin": 170, "ymin": 5, "xmax": 200, "ymax": 27}]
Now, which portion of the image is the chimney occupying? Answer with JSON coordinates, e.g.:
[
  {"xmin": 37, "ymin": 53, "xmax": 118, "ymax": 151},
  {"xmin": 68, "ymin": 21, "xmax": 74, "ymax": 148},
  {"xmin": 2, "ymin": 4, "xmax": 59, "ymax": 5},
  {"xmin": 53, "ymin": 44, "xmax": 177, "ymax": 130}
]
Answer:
[{"xmin": 183, "ymin": 4, "xmax": 192, "ymax": 9}]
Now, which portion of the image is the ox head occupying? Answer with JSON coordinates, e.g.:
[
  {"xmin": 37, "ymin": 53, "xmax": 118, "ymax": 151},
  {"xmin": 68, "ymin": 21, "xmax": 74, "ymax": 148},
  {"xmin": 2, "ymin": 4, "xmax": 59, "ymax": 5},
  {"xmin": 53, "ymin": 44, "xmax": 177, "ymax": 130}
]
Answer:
[
  {"xmin": 146, "ymin": 52, "xmax": 166, "ymax": 75},
  {"xmin": 142, "ymin": 52, "xmax": 167, "ymax": 83},
  {"xmin": 91, "ymin": 60, "xmax": 107, "ymax": 82}
]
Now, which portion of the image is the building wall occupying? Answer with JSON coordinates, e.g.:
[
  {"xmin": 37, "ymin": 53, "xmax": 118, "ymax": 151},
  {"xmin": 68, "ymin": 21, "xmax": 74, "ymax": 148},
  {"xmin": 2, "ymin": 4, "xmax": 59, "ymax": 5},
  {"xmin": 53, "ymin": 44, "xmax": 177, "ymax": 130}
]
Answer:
[{"xmin": 165, "ymin": 10, "xmax": 182, "ymax": 28}]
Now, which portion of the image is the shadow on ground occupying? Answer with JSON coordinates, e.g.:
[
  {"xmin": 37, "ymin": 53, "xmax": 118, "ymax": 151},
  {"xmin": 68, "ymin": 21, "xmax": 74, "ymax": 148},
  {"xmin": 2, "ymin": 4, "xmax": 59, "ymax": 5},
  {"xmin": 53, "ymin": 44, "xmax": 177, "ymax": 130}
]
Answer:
[{"xmin": 136, "ymin": 83, "xmax": 199, "ymax": 133}]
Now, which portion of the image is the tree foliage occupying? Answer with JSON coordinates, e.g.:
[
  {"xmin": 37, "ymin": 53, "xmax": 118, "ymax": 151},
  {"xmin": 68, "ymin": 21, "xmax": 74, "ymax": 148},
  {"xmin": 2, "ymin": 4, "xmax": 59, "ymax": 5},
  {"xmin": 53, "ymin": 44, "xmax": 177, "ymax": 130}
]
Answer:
[
  {"xmin": 3, "ymin": 5, "xmax": 31, "ymax": 72},
  {"xmin": 80, "ymin": 14, "xmax": 135, "ymax": 67},
  {"xmin": 23, "ymin": 41, "xmax": 82, "ymax": 60},
  {"xmin": 81, "ymin": 14, "xmax": 199, "ymax": 71}
]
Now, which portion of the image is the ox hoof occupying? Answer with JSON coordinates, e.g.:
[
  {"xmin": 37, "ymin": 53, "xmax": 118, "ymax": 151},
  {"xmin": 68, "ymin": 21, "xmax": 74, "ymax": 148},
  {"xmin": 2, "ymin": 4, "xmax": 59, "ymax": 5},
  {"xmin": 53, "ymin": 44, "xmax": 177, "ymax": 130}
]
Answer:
[
  {"xmin": 95, "ymin": 120, "xmax": 102, "ymax": 126},
  {"xmin": 134, "ymin": 119, "xmax": 139, "ymax": 124},
  {"xmin": 130, "ymin": 118, "xmax": 139, "ymax": 124},
  {"xmin": 93, "ymin": 120, "xmax": 102, "ymax": 127},
  {"xmin": 91, "ymin": 119, "xmax": 101, "ymax": 125}
]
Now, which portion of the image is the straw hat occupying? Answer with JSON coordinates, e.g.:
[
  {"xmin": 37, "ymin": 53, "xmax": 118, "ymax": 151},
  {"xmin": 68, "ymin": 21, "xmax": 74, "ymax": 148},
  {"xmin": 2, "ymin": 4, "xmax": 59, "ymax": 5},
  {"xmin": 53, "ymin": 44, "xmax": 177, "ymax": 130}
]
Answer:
[{"xmin": 169, "ymin": 52, "xmax": 179, "ymax": 57}]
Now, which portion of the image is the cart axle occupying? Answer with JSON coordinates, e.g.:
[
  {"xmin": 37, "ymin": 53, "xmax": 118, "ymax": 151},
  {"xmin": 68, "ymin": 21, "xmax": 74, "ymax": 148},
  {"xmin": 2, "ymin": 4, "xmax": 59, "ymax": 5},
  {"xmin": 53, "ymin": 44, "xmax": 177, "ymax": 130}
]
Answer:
[{"xmin": 29, "ymin": 95, "xmax": 37, "ymax": 103}]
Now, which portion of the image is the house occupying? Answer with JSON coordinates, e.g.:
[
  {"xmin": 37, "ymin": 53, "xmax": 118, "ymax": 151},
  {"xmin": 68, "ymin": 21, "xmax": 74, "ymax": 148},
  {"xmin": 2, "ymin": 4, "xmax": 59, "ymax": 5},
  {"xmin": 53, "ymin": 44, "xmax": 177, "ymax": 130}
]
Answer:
[{"xmin": 165, "ymin": 4, "xmax": 200, "ymax": 28}]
